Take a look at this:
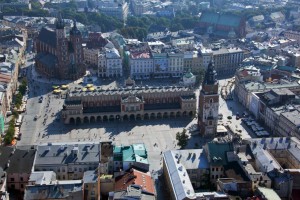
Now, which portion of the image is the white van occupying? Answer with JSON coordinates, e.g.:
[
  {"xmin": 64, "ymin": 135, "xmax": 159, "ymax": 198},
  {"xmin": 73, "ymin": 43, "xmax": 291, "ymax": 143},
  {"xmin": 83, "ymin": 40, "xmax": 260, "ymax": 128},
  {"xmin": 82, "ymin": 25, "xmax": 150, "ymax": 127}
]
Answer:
[
  {"xmin": 15, "ymin": 115, "xmax": 23, "ymax": 127},
  {"xmin": 6, "ymin": 111, "xmax": 12, "ymax": 116}
]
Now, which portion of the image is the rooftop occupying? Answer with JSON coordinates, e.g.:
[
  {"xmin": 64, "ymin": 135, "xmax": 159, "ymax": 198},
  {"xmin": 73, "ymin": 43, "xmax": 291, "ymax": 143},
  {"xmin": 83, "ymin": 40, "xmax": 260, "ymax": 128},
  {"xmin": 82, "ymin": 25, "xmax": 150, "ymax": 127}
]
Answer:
[
  {"xmin": 0, "ymin": 146, "xmax": 35, "ymax": 174},
  {"xmin": 82, "ymin": 170, "xmax": 97, "ymax": 184},
  {"xmin": 29, "ymin": 171, "xmax": 57, "ymax": 185},
  {"xmin": 245, "ymin": 137, "xmax": 300, "ymax": 167},
  {"xmin": 67, "ymin": 86, "xmax": 194, "ymax": 98},
  {"xmin": 24, "ymin": 181, "xmax": 83, "ymax": 200},
  {"xmin": 34, "ymin": 142, "xmax": 100, "ymax": 167},
  {"xmin": 115, "ymin": 168, "xmax": 155, "ymax": 195},
  {"xmin": 206, "ymin": 142, "xmax": 234, "ymax": 166},
  {"xmin": 200, "ymin": 11, "xmax": 242, "ymax": 28},
  {"xmin": 257, "ymin": 187, "xmax": 281, "ymax": 200}
]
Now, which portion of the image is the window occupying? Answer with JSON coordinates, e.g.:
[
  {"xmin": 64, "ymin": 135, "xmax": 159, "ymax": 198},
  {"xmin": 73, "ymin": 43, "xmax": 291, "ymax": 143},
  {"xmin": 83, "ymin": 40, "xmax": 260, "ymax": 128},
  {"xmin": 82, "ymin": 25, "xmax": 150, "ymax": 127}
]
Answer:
[
  {"xmin": 211, "ymin": 175, "xmax": 214, "ymax": 179},
  {"xmin": 20, "ymin": 177, "xmax": 23, "ymax": 181},
  {"xmin": 216, "ymin": 175, "xmax": 218, "ymax": 179},
  {"xmin": 216, "ymin": 168, "xmax": 219, "ymax": 171},
  {"xmin": 10, "ymin": 178, "xmax": 14, "ymax": 182},
  {"xmin": 212, "ymin": 168, "xmax": 214, "ymax": 171},
  {"xmin": 20, "ymin": 184, "xmax": 24, "ymax": 189}
]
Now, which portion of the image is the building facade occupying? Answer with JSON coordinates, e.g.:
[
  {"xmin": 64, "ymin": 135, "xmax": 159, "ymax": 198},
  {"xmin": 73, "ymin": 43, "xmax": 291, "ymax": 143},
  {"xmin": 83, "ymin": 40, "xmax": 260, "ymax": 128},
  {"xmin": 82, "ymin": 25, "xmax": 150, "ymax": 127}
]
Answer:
[
  {"xmin": 35, "ymin": 18, "xmax": 86, "ymax": 80},
  {"xmin": 34, "ymin": 142, "xmax": 101, "ymax": 180},
  {"xmin": 98, "ymin": 48, "xmax": 123, "ymax": 78},
  {"xmin": 62, "ymin": 86, "xmax": 196, "ymax": 124},
  {"xmin": 198, "ymin": 61, "xmax": 219, "ymax": 136}
]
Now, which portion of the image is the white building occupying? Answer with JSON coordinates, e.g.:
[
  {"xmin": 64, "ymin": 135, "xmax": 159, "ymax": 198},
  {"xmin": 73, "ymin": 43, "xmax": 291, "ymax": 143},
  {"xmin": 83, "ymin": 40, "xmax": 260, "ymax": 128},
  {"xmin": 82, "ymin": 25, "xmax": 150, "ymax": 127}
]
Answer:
[
  {"xmin": 183, "ymin": 71, "xmax": 196, "ymax": 86},
  {"xmin": 98, "ymin": 0, "xmax": 129, "ymax": 21},
  {"xmin": 98, "ymin": 47, "xmax": 122, "ymax": 77},
  {"xmin": 129, "ymin": 49, "xmax": 153, "ymax": 79},
  {"xmin": 168, "ymin": 51, "xmax": 184, "ymax": 77}
]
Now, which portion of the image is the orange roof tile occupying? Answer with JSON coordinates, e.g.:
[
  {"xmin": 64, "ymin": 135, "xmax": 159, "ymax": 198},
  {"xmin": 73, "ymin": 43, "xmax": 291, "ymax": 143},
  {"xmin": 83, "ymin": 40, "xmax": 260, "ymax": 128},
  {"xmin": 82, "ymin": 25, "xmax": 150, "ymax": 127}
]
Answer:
[{"xmin": 115, "ymin": 169, "xmax": 155, "ymax": 195}]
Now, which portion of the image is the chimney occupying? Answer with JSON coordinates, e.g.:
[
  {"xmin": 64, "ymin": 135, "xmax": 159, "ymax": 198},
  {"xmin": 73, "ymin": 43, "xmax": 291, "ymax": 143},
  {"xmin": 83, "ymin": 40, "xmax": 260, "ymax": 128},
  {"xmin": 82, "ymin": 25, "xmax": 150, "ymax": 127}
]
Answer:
[{"xmin": 71, "ymin": 147, "xmax": 79, "ymax": 158}]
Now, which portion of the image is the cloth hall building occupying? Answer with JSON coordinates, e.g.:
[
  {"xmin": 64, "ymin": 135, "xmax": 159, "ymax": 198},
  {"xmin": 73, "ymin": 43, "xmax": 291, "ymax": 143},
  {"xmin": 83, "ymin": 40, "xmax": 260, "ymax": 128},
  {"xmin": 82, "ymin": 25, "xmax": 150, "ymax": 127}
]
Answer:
[{"xmin": 62, "ymin": 86, "xmax": 196, "ymax": 124}]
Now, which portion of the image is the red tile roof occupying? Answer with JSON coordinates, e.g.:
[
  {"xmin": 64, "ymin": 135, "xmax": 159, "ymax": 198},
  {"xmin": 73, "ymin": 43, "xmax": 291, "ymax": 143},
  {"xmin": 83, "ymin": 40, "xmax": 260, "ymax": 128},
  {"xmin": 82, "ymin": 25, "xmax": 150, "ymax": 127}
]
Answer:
[{"xmin": 115, "ymin": 168, "xmax": 155, "ymax": 195}]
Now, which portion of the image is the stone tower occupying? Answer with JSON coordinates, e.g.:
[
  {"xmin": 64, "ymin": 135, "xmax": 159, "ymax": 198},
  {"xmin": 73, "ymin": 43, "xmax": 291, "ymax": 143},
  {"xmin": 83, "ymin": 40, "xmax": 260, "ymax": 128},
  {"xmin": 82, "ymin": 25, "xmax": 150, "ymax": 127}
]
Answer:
[
  {"xmin": 198, "ymin": 61, "xmax": 219, "ymax": 136},
  {"xmin": 68, "ymin": 20, "xmax": 85, "ymax": 79}
]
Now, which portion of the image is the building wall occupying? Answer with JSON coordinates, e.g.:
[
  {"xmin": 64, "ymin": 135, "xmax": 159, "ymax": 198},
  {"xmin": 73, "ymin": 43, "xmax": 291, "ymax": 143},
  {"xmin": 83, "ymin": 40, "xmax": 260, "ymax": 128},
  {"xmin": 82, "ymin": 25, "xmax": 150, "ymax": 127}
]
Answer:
[
  {"xmin": 106, "ymin": 57, "xmax": 122, "ymax": 77},
  {"xmin": 84, "ymin": 182, "xmax": 98, "ymax": 200},
  {"xmin": 249, "ymin": 93, "xmax": 260, "ymax": 119},
  {"xmin": 7, "ymin": 172, "xmax": 30, "ymax": 192},
  {"xmin": 129, "ymin": 57, "xmax": 153, "ymax": 79},
  {"xmin": 83, "ymin": 48, "xmax": 99, "ymax": 67},
  {"xmin": 168, "ymin": 53, "xmax": 184, "ymax": 77},
  {"xmin": 187, "ymin": 168, "xmax": 209, "ymax": 188},
  {"xmin": 213, "ymin": 50, "xmax": 244, "ymax": 76},
  {"xmin": 198, "ymin": 84, "xmax": 219, "ymax": 135},
  {"xmin": 210, "ymin": 166, "xmax": 224, "ymax": 184},
  {"xmin": 34, "ymin": 163, "xmax": 98, "ymax": 180}
]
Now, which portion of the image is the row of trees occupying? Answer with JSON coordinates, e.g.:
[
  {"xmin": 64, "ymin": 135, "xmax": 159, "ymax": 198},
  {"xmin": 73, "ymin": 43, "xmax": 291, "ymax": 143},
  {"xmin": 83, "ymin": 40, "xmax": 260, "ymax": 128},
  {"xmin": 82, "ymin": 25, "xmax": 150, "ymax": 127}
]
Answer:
[
  {"xmin": 0, "ymin": 0, "xmax": 295, "ymax": 40},
  {"xmin": 4, "ymin": 118, "xmax": 15, "ymax": 145},
  {"xmin": 15, "ymin": 79, "xmax": 27, "ymax": 109}
]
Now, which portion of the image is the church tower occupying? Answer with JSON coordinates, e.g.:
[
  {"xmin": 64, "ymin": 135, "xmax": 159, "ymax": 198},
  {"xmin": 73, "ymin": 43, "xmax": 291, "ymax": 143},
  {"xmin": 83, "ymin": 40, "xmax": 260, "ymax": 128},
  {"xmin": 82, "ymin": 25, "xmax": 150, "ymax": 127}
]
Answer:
[
  {"xmin": 198, "ymin": 61, "xmax": 219, "ymax": 136},
  {"xmin": 55, "ymin": 14, "xmax": 65, "ymax": 39},
  {"xmin": 68, "ymin": 20, "xmax": 85, "ymax": 79}
]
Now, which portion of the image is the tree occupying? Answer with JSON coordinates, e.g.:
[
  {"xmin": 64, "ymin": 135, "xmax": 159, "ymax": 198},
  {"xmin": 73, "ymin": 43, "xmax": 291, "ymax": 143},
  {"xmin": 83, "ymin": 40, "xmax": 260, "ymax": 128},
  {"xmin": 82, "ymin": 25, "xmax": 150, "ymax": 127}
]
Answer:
[
  {"xmin": 19, "ymin": 79, "xmax": 27, "ymax": 96},
  {"xmin": 176, "ymin": 129, "xmax": 189, "ymax": 149},
  {"xmin": 4, "ymin": 118, "xmax": 15, "ymax": 145}
]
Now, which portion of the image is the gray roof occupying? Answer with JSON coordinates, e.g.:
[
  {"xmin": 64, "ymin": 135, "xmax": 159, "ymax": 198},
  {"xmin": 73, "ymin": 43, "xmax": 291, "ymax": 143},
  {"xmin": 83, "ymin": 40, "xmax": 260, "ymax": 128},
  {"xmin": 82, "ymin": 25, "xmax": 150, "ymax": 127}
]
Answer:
[
  {"xmin": 82, "ymin": 170, "xmax": 97, "ymax": 184},
  {"xmin": 34, "ymin": 142, "xmax": 100, "ymax": 167},
  {"xmin": 113, "ymin": 185, "xmax": 155, "ymax": 200},
  {"xmin": 29, "ymin": 171, "xmax": 57, "ymax": 185},
  {"xmin": 251, "ymin": 15, "xmax": 264, "ymax": 22},
  {"xmin": 280, "ymin": 108, "xmax": 300, "ymax": 126},
  {"xmin": 35, "ymin": 53, "xmax": 58, "ymax": 69},
  {"xmin": 245, "ymin": 137, "xmax": 300, "ymax": 169},
  {"xmin": 0, "ymin": 146, "xmax": 35, "ymax": 174},
  {"xmin": 24, "ymin": 181, "xmax": 83, "ymax": 200},
  {"xmin": 37, "ymin": 27, "xmax": 57, "ymax": 48},
  {"xmin": 68, "ymin": 86, "xmax": 194, "ymax": 98},
  {"xmin": 163, "ymin": 150, "xmax": 196, "ymax": 200}
]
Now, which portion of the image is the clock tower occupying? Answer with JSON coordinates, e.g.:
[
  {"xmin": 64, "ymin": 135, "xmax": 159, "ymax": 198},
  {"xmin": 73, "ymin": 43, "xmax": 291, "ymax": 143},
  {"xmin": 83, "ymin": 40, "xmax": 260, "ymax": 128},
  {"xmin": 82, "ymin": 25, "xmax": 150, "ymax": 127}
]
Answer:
[{"xmin": 198, "ymin": 61, "xmax": 219, "ymax": 136}]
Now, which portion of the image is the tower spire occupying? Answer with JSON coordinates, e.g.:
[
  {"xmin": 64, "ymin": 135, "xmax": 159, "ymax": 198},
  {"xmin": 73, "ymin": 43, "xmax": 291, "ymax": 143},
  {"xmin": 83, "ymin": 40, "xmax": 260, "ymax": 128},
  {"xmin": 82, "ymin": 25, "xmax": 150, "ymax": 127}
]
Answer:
[
  {"xmin": 56, "ymin": 13, "xmax": 65, "ymax": 29},
  {"xmin": 203, "ymin": 59, "xmax": 217, "ymax": 85}
]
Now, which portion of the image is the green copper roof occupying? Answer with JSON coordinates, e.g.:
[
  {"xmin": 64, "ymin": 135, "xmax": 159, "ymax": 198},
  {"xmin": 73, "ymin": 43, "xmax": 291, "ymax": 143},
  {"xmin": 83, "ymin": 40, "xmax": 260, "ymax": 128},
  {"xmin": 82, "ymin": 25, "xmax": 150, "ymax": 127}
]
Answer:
[
  {"xmin": 207, "ymin": 142, "xmax": 233, "ymax": 166},
  {"xmin": 200, "ymin": 12, "xmax": 242, "ymax": 28},
  {"xmin": 184, "ymin": 71, "xmax": 194, "ymax": 79}
]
